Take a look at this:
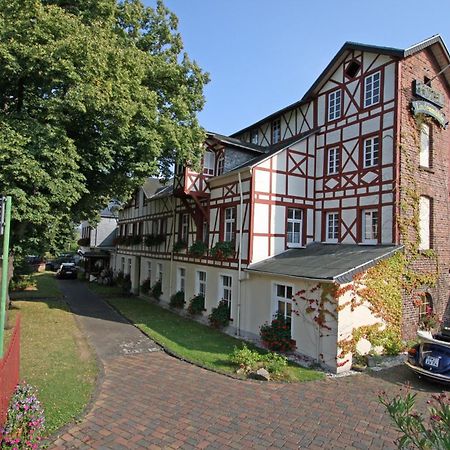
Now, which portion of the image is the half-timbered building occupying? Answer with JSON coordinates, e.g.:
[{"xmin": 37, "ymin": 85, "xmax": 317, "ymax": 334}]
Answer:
[{"xmin": 115, "ymin": 35, "xmax": 450, "ymax": 372}]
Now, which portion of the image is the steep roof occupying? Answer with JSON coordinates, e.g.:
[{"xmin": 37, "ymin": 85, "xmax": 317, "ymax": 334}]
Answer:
[
  {"xmin": 246, "ymin": 243, "xmax": 402, "ymax": 284},
  {"xmin": 206, "ymin": 132, "xmax": 266, "ymax": 154},
  {"xmin": 231, "ymin": 35, "xmax": 450, "ymax": 138}
]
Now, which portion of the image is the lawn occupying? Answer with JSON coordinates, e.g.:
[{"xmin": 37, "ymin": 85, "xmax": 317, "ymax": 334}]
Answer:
[
  {"xmin": 10, "ymin": 271, "xmax": 62, "ymax": 299},
  {"xmin": 6, "ymin": 272, "xmax": 97, "ymax": 435},
  {"xmin": 107, "ymin": 295, "xmax": 324, "ymax": 382}
]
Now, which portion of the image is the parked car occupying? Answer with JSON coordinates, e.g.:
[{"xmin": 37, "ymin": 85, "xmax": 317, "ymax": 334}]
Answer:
[
  {"xmin": 405, "ymin": 325, "xmax": 450, "ymax": 384},
  {"xmin": 56, "ymin": 263, "xmax": 77, "ymax": 280},
  {"xmin": 45, "ymin": 255, "xmax": 75, "ymax": 271}
]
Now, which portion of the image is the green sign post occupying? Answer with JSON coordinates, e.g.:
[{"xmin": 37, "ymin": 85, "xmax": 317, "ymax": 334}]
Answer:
[{"xmin": 0, "ymin": 196, "xmax": 12, "ymax": 357}]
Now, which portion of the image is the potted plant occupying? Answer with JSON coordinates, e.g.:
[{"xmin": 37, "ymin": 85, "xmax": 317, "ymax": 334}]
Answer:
[
  {"xmin": 173, "ymin": 239, "xmax": 188, "ymax": 253},
  {"xmin": 189, "ymin": 240, "xmax": 208, "ymax": 257},
  {"xmin": 210, "ymin": 241, "xmax": 234, "ymax": 259}
]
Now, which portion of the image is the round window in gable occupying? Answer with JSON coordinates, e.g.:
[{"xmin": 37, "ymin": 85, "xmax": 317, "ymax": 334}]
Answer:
[{"xmin": 345, "ymin": 60, "xmax": 361, "ymax": 79}]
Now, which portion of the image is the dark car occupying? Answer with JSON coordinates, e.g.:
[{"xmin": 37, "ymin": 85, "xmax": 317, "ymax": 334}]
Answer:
[
  {"xmin": 56, "ymin": 263, "xmax": 77, "ymax": 280},
  {"xmin": 406, "ymin": 326, "xmax": 450, "ymax": 384}
]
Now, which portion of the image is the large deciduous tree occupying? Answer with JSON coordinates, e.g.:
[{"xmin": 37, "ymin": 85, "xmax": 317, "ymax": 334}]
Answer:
[{"xmin": 0, "ymin": 0, "xmax": 208, "ymax": 255}]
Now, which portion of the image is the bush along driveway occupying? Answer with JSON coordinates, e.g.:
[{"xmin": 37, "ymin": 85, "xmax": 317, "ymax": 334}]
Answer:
[
  {"xmin": 101, "ymin": 292, "xmax": 324, "ymax": 382},
  {"xmin": 8, "ymin": 272, "xmax": 98, "ymax": 435}
]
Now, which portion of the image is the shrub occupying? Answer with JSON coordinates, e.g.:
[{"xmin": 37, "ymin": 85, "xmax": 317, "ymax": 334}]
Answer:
[
  {"xmin": 189, "ymin": 240, "xmax": 208, "ymax": 257},
  {"xmin": 379, "ymin": 391, "xmax": 450, "ymax": 449},
  {"xmin": 228, "ymin": 345, "xmax": 288, "ymax": 376},
  {"xmin": 210, "ymin": 241, "xmax": 234, "ymax": 259},
  {"xmin": 9, "ymin": 275, "xmax": 34, "ymax": 292},
  {"xmin": 114, "ymin": 271, "xmax": 124, "ymax": 286},
  {"xmin": 0, "ymin": 383, "xmax": 45, "ymax": 449},
  {"xmin": 260, "ymin": 312, "xmax": 296, "ymax": 352},
  {"xmin": 77, "ymin": 237, "xmax": 90, "ymax": 246},
  {"xmin": 187, "ymin": 294, "xmax": 205, "ymax": 315},
  {"xmin": 170, "ymin": 290, "xmax": 185, "ymax": 309},
  {"xmin": 144, "ymin": 234, "xmax": 165, "ymax": 247},
  {"xmin": 151, "ymin": 280, "xmax": 162, "ymax": 301},
  {"xmin": 208, "ymin": 300, "xmax": 230, "ymax": 328},
  {"xmin": 122, "ymin": 274, "xmax": 132, "ymax": 294},
  {"xmin": 141, "ymin": 278, "xmax": 151, "ymax": 295},
  {"xmin": 173, "ymin": 240, "xmax": 188, "ymax": 253}
]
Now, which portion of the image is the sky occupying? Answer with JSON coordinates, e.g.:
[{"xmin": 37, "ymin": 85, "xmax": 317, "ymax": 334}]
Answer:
[{"xmin": 144, "ymin": 0, "xmax": 450, "ymax": 136}]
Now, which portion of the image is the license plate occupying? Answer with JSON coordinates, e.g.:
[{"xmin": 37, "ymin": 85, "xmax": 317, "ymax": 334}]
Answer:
[
  {"xmin": 425, "ymin": 356, "xmax": 439, "ymax": 368},
  {"xmin": 66, "ymin": 271, "xmax": 73, "ymax": 275}
]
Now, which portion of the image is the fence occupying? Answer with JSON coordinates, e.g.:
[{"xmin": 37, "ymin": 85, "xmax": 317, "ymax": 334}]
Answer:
[{"xmin": 0, "ymin": 316, "xmax": 21, "ymax": 427}]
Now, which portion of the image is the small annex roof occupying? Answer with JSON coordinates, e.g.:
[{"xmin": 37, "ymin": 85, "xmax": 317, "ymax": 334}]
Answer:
[
  {"xmin": 207, "ymin": 132, "xmax": 266, "ymax": 154},
  {"xmin": 231, "ymin": 35, "xmax": 450, "ymax": 139},
  {"xmin": 246, "ymin": 243, "xmax": 403, "ymax": 284}
]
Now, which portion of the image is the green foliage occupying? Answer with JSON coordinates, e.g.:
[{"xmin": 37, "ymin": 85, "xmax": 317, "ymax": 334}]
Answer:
[
  {"xmin": 0, "ymin": 0, "xmax": 208, "ymax": 256},
  {"xmin": 140, "ymin": 278, "xmax": 151, "ymax": 295},
  {"xmin": 121, "ymin": 274, "xmax": 132, "ymax": 294},
  {"xmin": 189, "ymin": 240, "xmax": 207, "ymax": 257},
  {"xmin": 169, "ymin": 290, "xmax": 185, "ymax": 309},
  {"xmin": 187, "ymin": 294, "xmax": 205, "ymax": 315},
  {"xmin": 144, "ymin": 234, "xmax": 165, "ymax": 247},
  {"xmin": 229, "ymin": 345, "xmax": 288, "ymax": 376},
  {"xmin": 210, "ymin": 241, "xmax": 234, "ymax": 259},
  {"xmin": 115, "ymin": 271, "xmax": 124, "ymax": 286},
  {"xmin": 379, "ymin": 391, "xmax": 450, "ymax": 449},
  {"xmin": 260, "ymin": 312, "xmax": 296, "ymax": 352},
  {"xmin": 151, "ymin": 280, "xmax": 162, "ymax": 301},
  {"xmin": 77, "ymin": 237, "xmax": 90, "ymax": 246},
  {"xmin": 173, "ymin": 240, "xmax": 187, "ymax": 252},
  {"xmin": 208, "ymin": 300, "xmax": 230, "ymax": 329}
]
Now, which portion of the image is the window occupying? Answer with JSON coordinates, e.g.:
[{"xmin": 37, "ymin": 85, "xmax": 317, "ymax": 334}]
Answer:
[
  {"xmin": 420, "ymin": 123, "xmax": 431, "ymax": 168},
  {"xmin": 177, "ymin": 267, "xmax": 186, "ymax": 292},
  {"xmin": 128, "ymin": 258, "xmax": 132, "ymax": 275},
  {"xmin": 120, "ymin": 257, "xmax": 125, "ymax": 273},
  {"xmin": 363, "ymin": 136, "xmax": 379, "ymax": 168},
  {"xmin": 362, "ymin": 209, "xmax": 378, "ymax": 244},
  {"xmin": 286, "ymin": 208, "xmax": 303, "ymax": 247},
  {"xmin": 325, "ymin": 212, "xmax": 339, "ymax": 243},
  {"xmin": 272, "ymin": 119, "xmax": 281, "ymax": 144},
  {"xmin": 419, "ymin": 196, "xmax": 431, "ymax": 250},
  {"xmin": 364, "ymin": 71, "xmax": 381, "ymax": 107},
  {"xmin": 219, "ymin": 275, "xmax": 232, "ymax": 313},
  {"xmin": 250, "ymin": 129, "xmax": 259, "ymax": 145},
  {"xmin": 274, "ymin": 284, "xmax": 293, "ymax": 334},
  {"xmin": 181, "ymin": 213, "xmax": 189, "ymax": 242},
  {"xmin": 196, "ymin": 271, "xmax": 207, "ymax": 297},
  {"xmin": 147, "ymin": 261, "xmax": 152, "ymax": 282},
  {"xmin": 203, "ymin": 150, "xmax": 215, "ymax": 176},
  {"xmin": 202, "ymin": 219, "xmax": 209, "ymax": 245},
  {"xmin": 328, "ymin": 90, "xmax": 341, "ymax": 121},
  {"xmin": 345, "ymin": 60, "xmax": 361, "ymax": 79},
  {"xmin": 327, "ymin": 146, "xmax": 340, "ymax": 174},
  {"xmin": 419, "ymin": 293, "xmax": 433, "ymax": 322},
  {"xmin": 217, "ymin": 154, "xmax": 225, "ymax": 175},
  {"xmin": 224, "ymin": 207, "xmax": 235, "ymax": 242},
  {"xmin": 157, "ymin": 263, "xmax": 163, "ymax": 283},
  {"xmin": 159, "ymin": 218, "xmax": 167, "ymax": 236}
]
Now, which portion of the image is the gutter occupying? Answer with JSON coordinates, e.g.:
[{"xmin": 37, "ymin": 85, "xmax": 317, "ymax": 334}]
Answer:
[{"xmin": 236, "ymin": 172, "xmax": 244, "ymax": 336}]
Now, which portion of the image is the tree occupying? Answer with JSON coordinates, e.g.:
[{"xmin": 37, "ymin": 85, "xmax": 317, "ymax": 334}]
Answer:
[{"xmin": 0, "ymin": 0, "xmax": 208, "ymax": 256}]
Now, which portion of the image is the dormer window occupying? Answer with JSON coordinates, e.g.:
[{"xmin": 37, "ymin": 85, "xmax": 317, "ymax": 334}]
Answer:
[
  {"xmin": 272, "ymin": 119, "xmax": 281, "ymax": 144},
  {"xmin": 250, "ymin": 129, "xmax": 259, "ymax": 145},
  {"xmin": 203, "ymin": 150, "xmax": 215, "ymax": 176}
]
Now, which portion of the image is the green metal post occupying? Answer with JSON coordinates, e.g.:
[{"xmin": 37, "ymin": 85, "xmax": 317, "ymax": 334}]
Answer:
[{"xmin": 0, "ymin": 196, "xmax": 12, "ymax": 357}]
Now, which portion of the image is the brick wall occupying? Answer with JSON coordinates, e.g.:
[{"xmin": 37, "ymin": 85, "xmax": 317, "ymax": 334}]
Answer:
[{"xmin": 399, "ymin": 48, "xmax": 450, "ymax": 338}]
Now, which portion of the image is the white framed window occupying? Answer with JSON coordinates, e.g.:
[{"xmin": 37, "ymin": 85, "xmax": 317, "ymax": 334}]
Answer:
[
  {"xmin": 364, "ymin": 71, "xmax": 381, "ymax": 107},
  {"xmin": 362, "ymin": 209, "xmax": 379, "ymax": 244},
  {"xmin": 196, "ymin": 270, "xmax": 207, "ymax": 297},
  {"xmin": 202, "ymin": 219, "xmax": 209, "ymax": 244},
  {"xmin": 147, "ymin": 261, "xmax": 152, "ymax": 282},
  {"xmin": 181, "ymin": 213, "xmax": 189, "ymax": 242},
  {"xmin": 273, "ymin": 284, "xmax": 293, "ymax": 335},
  {"xmin": 287, "ymin": 208, "xmax": 302, "ymax": 247},
  {"xmin": 120, "ymin": 257, "xmax": 125, "ymax": 273},
  {"xmin": 157, "ymin": 263, "xmax": 163, "ymax": 283},
  {"xmin": 250, "ymin": 129, "xmax": 259, "ymax": 145},
  {"xmin": 219, "ymin": 275, "xmax": 232, "ymax": 312},
  {"xmin": 217, "ymin": 154, "xmax": 225, "ymax": 175},
  {"xmin": 363, "ymin": 136, "xmax": 379, "ymax": 168},
  {"xmin": 328, "ymin": 90, "xmax": 341, "ymax": 121},
  {"xmin": 327, "ymin": 146, "xmax": 340, "ymax": 175},
  {"xmin": 128, "ymin": 258, "xmax": 132, "ymax": 275},
  {"xmin": 272, "ymin": 119, "xmax": 281, "ymax": 144},
  {"xmin": 420, "ymin": 123, "xmax": 431, "ymax": 168},
  {"xmin": 419, "ymin": 196, "xmax": 431, "ymax": 250},
  {"xmin": 224, "ymin": 207, "xmax": 235, "ymax": 242},
  {"xmin": 326, "ymin": 212, "xmax": 339, "ymax": 243},
  {"xmin": 203, "ymin": 150, "xmax": 215, "ymax": 176},
  {"xmin": 177, "ymin": 267, "xmax": 186, "ymax": 292}
]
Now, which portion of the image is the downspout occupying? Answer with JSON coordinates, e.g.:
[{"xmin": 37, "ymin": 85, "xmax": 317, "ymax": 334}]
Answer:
[
  {"xmin": 169, "ymin": 196, "xmax": 176, "ymax": 299},
  {"xmin": 237, "ymin": 172, "xmax": 244, "ymax": 336}
]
